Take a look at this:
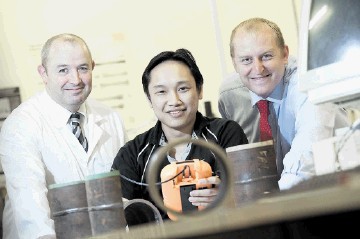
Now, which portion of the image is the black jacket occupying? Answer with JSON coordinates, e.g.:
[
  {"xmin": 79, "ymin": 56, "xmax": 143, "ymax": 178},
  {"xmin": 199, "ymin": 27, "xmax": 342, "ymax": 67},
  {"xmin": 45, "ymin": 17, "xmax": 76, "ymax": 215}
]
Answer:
[{"xmin": 112, "ymin": 112, "xmax": 248, "ymax": 218}]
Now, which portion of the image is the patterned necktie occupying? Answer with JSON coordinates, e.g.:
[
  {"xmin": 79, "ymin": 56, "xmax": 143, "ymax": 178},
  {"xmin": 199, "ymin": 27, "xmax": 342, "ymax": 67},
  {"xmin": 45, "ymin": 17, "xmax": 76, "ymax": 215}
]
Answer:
[
  {"xmin": 69, "ymin": 113, "xmax": 88, "ymax": 152},
  {"xmin": 257, "ymin": 100, "xmax": 273, "ymax": 141}
]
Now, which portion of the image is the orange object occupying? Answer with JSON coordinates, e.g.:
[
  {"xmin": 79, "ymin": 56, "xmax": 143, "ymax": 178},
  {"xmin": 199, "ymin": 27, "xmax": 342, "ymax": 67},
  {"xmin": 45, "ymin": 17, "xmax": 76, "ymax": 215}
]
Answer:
[{"xmin": 160, "ymin": 159, "xmax": 213, "ymax": 220}]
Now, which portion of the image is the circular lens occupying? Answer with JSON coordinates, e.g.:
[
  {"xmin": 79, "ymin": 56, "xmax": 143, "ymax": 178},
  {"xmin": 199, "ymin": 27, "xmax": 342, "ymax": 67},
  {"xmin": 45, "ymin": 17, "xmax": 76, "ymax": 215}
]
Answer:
[{"xmin": 146, "ymin": 138, "xmax": 233, "ymax": 220}]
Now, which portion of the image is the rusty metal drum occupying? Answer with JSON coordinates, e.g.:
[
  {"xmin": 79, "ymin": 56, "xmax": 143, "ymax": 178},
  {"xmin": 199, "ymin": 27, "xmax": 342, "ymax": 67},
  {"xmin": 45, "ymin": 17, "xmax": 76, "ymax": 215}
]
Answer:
[
  {"xmin": 226, "ymin": 140, "xmax": 280, "ymax": 207},
  {"xmin": 48, "ymin": 170, "xmax": 127, "ymax": 238},
  {"xmin": 85, "ymin": 170, "xmax": 127, "ymax": 236},
  {"xmin": 48, "ymin": 180, "xmax": 92, "ymax": 239}
]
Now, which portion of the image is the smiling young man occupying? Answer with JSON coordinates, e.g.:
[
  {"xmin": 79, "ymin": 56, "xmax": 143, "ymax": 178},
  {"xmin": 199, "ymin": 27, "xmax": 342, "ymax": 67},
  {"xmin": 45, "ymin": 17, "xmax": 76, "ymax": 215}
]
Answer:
[
  {"xmin": 112, "ymin": 48, "xmax": 248, "ymax": 220},
  {"xmin": 0, "ymin": 33, "xmax": 127, "ymax": 239},
  {"xmin": 218, "ymin": 18, "xmax": 349, "ymax": 190}
]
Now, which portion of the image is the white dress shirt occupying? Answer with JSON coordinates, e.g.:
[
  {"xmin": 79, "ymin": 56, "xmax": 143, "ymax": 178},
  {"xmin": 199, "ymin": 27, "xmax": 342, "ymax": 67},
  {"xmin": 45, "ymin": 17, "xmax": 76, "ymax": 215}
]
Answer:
[{"xmin": 0, "ymin": 91, "xmax": 127, "ymax": 239}]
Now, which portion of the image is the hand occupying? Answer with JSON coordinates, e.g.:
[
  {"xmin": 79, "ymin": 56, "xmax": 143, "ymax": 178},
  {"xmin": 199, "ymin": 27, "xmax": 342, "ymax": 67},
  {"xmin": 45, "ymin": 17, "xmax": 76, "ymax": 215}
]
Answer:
[{"xmin": 188, "ymin": 176, "xmax": 221, "ymax": 207}]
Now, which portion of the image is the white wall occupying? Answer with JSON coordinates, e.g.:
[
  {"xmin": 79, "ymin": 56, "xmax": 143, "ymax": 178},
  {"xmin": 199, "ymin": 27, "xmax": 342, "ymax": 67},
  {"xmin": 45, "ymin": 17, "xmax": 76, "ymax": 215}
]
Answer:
[{"xmin": 0, "ymin": 0, "xmax": 301, "ymax": 139}]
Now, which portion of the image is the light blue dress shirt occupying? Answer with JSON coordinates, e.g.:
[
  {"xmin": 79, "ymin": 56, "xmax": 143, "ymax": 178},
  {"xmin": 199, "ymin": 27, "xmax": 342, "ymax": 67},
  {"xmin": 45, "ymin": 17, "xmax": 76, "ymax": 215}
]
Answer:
[{"xmin": 219, "ymin": 57, "xmax": 350, "ymax": 190}]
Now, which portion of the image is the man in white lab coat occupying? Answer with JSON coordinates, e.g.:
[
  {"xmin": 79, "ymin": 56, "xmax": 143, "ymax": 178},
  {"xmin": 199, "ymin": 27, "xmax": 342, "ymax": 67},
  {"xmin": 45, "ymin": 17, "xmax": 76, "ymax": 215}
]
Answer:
[{"xmin": 0, "ymin": 33, "xmax": 127, "ymax": 239}]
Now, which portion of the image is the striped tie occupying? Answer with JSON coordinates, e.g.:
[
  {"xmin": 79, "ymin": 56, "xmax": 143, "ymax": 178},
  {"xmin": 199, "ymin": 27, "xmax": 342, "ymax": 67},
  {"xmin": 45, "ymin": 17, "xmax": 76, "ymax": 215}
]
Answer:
[{"xmin": 69, "ymin": 113, "xmax": 88, "ymax": 152}]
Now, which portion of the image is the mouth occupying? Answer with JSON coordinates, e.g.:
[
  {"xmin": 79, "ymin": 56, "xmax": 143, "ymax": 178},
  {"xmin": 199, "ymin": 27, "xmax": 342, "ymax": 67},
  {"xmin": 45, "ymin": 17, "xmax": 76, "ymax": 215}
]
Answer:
[
  {"xmin": 251, "ymin": 73, "xmax": 271, "ymax": 80},
  {"xmin": 250, "ymin": 74, "xmax": 272, "ymax": 86},
  {"xmin": 167, "ymin": 109, "xmax": 186, "ymax": 117},
  {"xmin": 65, "ymin": 87, "xmax": 83, "ymax": 93}
]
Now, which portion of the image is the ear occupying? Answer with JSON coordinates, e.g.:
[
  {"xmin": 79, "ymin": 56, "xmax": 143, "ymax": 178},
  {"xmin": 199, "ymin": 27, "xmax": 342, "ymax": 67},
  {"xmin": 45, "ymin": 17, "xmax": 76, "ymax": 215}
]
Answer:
[
  {"xmin": 283, "ymin": 45, "xmax": 290, "ymax": 64},
  {"xmin": 37, "ymin": 65, "xmax": 48, "ymax": 84},
  {"xmin": 198, "ymin": 85, "xmax": 203, "ymax": 100},
  {"xmin": 91, "ymin": 60, "xmax": 95, "ymax": 70},
  {"xmin": 147, "ymin": 95, "xmax": 153, "ymax": 108},
  {"xmin": 231, "ymin": 57, "xmax": 239, "ymax": 73}
]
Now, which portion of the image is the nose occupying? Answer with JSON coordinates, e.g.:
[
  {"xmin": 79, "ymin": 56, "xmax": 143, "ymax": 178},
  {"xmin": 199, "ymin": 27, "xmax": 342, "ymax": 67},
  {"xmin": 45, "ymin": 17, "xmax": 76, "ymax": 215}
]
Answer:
[
  {"xmin": 168, "ymin": 91, "xmax": 182, "ymax": 106},
  {"xmin": 253, "ymin": 59, "xmax": 264, "ymax": 73},
  {"xmin": 68, "ymin": 69, "xmax": 82, "ymax": 84}
]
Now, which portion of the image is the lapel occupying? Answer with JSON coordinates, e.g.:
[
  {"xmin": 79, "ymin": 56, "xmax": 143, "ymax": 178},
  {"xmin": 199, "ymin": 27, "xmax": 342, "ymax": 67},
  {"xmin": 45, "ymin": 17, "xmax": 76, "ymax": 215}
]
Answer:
[{"xmin": 86, "ymin": 112, "xmax": 104, "ymax": 157}]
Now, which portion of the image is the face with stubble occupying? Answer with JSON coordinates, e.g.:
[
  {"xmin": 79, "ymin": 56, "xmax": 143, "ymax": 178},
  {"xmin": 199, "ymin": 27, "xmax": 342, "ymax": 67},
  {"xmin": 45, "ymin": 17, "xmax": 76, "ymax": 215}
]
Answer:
[{"xmin": 38, "ymin": 39, "xmax": 94, "ymax": 112}]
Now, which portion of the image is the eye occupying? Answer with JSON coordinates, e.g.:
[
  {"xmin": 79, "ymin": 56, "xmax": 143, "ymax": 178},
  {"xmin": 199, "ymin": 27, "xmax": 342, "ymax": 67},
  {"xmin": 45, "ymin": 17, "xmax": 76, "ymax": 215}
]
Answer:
[
  {"xmin": 155, "ymin": 90, "xmax": 166, "ymax": 95},
  {"xmin": 58, "ymin": 68, "xmax": 69, "ymax": 74},
  {"xmin": 240, "ymin": 57, "xmax": 252, "ymax": 65},
  {"xmin": 178, "ymin": 86, "xmax": 190, "ymax": 92},
  {"xmin": 78, "ymin": 66, "xmax": 89, "ymax": 73},
  {"xmin": 262, "ymin": 53, "xmax": 274, "ymax": 61}
]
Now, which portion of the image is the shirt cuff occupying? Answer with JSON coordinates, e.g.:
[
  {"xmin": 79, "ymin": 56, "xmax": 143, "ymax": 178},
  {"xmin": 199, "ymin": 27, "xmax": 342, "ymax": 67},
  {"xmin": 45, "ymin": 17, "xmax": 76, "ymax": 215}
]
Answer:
[{"xmin": 278, "ymin": 173, "xmax": 304, "ymax": 190}]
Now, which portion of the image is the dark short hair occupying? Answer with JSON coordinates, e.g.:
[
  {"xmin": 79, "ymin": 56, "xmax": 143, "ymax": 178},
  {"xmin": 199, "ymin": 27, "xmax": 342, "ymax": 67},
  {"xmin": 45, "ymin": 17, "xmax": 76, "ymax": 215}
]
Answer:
[{"xmin": 142, "ymin": 48, "xmax": 203, "ymax": 98}]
